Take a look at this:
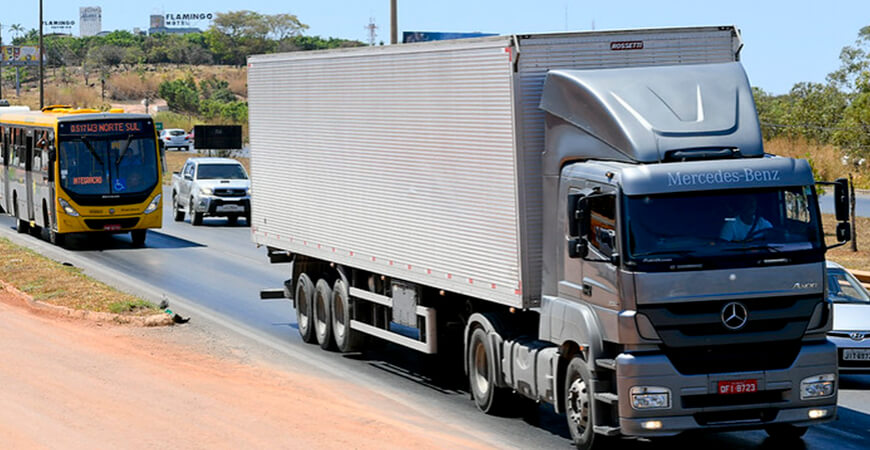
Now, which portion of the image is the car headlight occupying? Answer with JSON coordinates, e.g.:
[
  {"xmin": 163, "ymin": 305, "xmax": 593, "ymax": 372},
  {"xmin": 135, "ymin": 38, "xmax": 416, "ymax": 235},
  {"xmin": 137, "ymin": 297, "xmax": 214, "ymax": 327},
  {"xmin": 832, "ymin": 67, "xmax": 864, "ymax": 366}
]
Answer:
[
  {"xmin": 200, "ymin": 187, "xmax": 213, "ymax": 195},
  {"xmin": 630, "ymin": 386, "xmax": 671, "ymax": 410},
  {"xmin": 58, "ymin": 198, "xmax": 80, "ymax": 217},
  {"xmin": 800, "ymin": 374, "xmax": 835, "ymax": 400},
  {"xmin": 143, "ymin": 194, "xmax": 161, "ymax": 214}
]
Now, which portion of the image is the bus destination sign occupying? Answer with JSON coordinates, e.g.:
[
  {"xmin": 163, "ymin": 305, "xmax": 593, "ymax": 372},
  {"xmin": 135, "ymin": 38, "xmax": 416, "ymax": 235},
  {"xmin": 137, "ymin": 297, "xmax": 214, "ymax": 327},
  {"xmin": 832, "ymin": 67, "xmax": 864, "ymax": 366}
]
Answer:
[{"xmin": 60, "ymin": 120, "xmax": 153, "ymax": 136}]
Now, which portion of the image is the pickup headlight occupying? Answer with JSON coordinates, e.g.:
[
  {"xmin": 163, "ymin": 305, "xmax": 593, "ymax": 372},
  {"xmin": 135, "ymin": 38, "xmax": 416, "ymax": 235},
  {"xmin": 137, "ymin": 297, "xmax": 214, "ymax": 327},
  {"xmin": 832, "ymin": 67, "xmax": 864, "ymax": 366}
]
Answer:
[
  {"xmin": 200, "ymin": 187, "xmax": 213, "ymax": 195},
  {"xmin": 58, "ymin": 198, "xmax": 80, "ymax": 217},
  {"xmin": 143, "ymin": 194, "xmax": 161, "ymax": 214},
  {"xmin": 800, "ymin": 374, "xmax": 835, "ymax": 400}
]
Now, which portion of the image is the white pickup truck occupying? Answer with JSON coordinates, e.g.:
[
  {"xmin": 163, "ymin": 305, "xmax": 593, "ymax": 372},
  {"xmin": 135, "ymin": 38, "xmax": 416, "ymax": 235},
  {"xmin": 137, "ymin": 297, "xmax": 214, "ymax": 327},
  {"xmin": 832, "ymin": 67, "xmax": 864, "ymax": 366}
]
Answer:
[{"xmin": 170, "ymin": 157, "xmax": 251, "ymax": 226}]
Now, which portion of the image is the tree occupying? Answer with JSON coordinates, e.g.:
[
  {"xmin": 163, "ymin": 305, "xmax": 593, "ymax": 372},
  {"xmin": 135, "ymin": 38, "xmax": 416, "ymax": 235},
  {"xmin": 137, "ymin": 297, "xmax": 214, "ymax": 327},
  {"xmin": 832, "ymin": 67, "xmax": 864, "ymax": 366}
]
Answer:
[
  {"xmin": 268, "ymin": 13, "xmax": 308, "ymax": 40},
  {"xmin": 159, "ymin": 77, "xmax": 200, "ymax": 116},
  {"xmin": 8, "ymin": 24, "xmax": 24, "ymax": 39}
]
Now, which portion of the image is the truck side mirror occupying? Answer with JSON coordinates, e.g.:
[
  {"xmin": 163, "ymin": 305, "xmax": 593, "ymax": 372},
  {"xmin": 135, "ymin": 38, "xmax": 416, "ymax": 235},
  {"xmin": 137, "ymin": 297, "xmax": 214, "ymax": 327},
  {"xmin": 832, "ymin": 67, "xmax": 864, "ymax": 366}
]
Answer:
[
  {"xmin": 834, "ymin": 178, "xmax": 850, "ymax": 221},
  {"xmin": 568, "ymin": 237, "xmax": 588, "ymax": 259},
  {"xmin": 837, "ymin": 222, "xmax": 851, "ymax": 242},
  {"xmin": 568, "ymin": 194, "xmax": 590, "ymax": 237}
]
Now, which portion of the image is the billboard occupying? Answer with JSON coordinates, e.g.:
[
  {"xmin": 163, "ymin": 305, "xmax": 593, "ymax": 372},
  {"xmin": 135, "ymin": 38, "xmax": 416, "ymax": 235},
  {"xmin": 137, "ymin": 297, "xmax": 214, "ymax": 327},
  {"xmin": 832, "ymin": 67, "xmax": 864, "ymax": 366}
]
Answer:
[
  {"xmin": 194, "ymin": 125, "xmax": 242, "ymax": 150},
  {"xmin": 402, "ymin": 31, "xmax": 497, "ymax": 43},
  {"xmin": 1, "ymin": 46, "xmax": 42, "ymax": 67},
  {"xmin": 164, "ymin": 12, "xmax": 214, "ymax": 28},
  {"xmin": 45, "ymin": 20, "xmax": 75, "ymax": 35}
]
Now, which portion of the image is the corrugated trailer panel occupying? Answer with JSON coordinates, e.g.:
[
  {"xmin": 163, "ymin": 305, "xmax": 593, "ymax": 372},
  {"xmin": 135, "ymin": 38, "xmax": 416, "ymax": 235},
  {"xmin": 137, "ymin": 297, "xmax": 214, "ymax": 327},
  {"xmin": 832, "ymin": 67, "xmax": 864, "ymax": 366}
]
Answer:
[
  {"xmin": 249, "ymin": 38, "xmax": 527, "ymax": 307},
  {"xmin": 512, "ymin": 27, "xmax": 741, "ymax": 301}
]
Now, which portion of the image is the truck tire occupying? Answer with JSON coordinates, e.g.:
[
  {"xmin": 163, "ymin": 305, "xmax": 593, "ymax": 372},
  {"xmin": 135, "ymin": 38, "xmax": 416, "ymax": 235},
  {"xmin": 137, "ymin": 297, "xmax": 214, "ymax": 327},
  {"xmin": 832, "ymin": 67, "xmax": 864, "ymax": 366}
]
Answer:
[
  {"xmin": 468, "ymin": 326, "xmax": 510, "ymax": 415},
  {"xmin": 295, "ymin": 274, "xmax": 316, "ymax": 343},
  {"xmin": 565, "ymin": 357, "xmax": 605, "ymax": 450},
  {"xmin": 173, "ymin": 194, "xmax": 184, "ymax": 222},
  {"xmin": 331, "ymin": 279, "xmax": 363, "ymax": 353},
  {"xmin": 764, "ymin": 424, "xmax": 808, "ymax": 440},
  {"xmin": 314, "ymin": 279, "xmax": 335, "ymax": 350}
]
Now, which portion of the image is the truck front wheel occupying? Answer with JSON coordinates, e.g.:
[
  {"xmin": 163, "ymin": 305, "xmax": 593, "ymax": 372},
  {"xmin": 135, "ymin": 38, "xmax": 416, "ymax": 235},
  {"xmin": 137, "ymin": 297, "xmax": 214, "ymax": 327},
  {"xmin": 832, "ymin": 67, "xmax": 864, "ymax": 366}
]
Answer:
[
  {"xmin": 295, "ymin": 274, "xmax": 316, "ymax": 343},
  {"xmin": 314, "ymin": 279, "xmax": 335, "ymax": 350},
  {"xmin": 468, "ymin": 326, "xmax": 510, "ymax": 414},
  {"xmin": 565, "ymin": 357, "xmax": 599, "ymax": 450}
]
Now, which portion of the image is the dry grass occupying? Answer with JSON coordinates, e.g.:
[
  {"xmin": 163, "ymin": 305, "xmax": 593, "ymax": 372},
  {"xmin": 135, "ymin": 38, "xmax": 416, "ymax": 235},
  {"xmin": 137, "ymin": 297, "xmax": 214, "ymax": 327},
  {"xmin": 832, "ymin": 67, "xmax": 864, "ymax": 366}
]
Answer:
[
  {"xmin": 823, "ymin": 213, "xmax": 870, "ymax": 271},
  {"xmin": 0, "ymin": 237, "xmax": 158, "ymax": 315},
  {"xmin": 766, "ymin": 137, "xmax": 870, "ymax": 189},
  {"xmin": 107, "ymin": 72, "xmax": 162, "ymax": 101}
]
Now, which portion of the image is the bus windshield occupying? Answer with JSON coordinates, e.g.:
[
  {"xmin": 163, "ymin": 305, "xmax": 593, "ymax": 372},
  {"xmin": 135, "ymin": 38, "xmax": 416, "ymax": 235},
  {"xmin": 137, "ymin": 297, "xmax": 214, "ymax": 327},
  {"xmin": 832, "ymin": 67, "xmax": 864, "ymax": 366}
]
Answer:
[{"xmin": 59, "ymin": 136, "xmax": 159, "ymax": 196}]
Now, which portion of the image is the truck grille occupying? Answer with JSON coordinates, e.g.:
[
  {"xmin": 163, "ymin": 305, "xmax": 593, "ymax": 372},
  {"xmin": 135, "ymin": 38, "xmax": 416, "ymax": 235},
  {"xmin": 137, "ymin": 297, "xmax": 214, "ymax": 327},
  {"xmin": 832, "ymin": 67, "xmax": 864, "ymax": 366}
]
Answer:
[
  {"xmin": 639, "ymin": 295, "xmax": 820, "ymax": 374},
  {"xmin": 214, "ymin": 188, "xmax": 246, "ymax": 197}
]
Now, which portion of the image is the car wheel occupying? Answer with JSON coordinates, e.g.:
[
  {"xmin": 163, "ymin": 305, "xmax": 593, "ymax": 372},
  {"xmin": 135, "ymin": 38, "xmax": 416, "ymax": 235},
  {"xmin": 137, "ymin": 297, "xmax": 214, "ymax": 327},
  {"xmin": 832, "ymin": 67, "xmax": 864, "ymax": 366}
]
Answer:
[{"xmin": 173, "ymin": 194, "xmax": 184, "ymax": 222}]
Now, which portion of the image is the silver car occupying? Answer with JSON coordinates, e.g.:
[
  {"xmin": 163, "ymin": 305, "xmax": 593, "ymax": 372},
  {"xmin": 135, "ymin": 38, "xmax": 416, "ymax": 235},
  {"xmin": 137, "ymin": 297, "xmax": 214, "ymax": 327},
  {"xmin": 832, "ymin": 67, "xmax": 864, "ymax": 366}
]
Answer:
[
  {"xmin": 826, "ymin": 261, "xmax": 870, "ymax": 373},
  {"xmin": 160, "ymin": 128, "xmax": 190, "ymax": 151}
]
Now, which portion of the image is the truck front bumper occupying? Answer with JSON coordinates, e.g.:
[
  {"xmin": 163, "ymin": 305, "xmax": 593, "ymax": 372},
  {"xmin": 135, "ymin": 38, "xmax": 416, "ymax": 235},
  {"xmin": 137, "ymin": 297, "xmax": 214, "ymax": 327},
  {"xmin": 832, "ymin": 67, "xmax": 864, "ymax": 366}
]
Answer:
[{"xmin": 615, "ymin": 340, "xmax": 838, "ymax": 437}]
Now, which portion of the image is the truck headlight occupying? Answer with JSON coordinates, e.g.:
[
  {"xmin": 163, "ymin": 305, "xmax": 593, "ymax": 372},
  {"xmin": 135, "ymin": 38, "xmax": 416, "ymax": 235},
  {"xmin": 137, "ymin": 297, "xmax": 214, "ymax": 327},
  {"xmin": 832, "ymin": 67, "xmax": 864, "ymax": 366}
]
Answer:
[
  {"xmin": 630, "ymin": 386, "xmax": 671, "ymax": 410},
  {"xmin": 143, "ymin": 194, "xmax": 161, "ymax": 214},
  {"xmin": 58, "ymin": 198, "xmax": 80, "ymax": 217},
  {"xmin": 800, "ymin": 374, "xmax": 835, "ymax": 400}
]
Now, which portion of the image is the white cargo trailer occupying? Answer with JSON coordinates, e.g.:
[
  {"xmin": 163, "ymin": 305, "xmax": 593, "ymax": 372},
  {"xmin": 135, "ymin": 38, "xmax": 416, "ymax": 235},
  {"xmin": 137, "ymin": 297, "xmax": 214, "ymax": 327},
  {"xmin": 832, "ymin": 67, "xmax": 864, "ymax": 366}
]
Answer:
[
  {"xmin": 250, "ymin": 26, "xmax": 847, "ymax": 448},
  {"xmin": 249, "ymin": 26, "xmax": 741, "ymax": 309}
]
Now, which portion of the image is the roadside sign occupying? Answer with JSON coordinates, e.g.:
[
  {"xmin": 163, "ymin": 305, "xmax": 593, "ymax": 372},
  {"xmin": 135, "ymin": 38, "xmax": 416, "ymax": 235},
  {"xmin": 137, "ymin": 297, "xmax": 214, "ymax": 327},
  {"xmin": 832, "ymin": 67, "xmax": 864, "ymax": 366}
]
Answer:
[{"xmin": 155, "ymin": 122, "xmax": 163, "ymax": 131}]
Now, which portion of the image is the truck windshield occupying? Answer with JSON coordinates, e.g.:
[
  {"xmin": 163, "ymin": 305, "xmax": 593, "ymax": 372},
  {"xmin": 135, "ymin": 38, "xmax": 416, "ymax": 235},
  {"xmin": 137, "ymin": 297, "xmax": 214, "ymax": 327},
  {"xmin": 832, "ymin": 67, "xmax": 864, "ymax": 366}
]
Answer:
[
  {"xmin": 59, "ymin": 136, "xmax": 159, "ymax": 196},
  {"xmin": 623, "ymin": 186, "xmax": 823, "ymax": 269},
  {"xmin": 197, "ymin": 163, "xmax": 248, "ymax": 180}
]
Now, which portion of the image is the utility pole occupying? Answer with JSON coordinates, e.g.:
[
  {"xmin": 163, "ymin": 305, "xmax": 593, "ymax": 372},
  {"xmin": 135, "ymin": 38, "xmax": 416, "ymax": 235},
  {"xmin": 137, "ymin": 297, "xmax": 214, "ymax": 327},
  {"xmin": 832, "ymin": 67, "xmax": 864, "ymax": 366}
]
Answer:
[
  {"xmin": 390, "ymin": 0, "xmax": 397, "ymax": 44},
  {"xmin": 0, "ymin": 22, "xmax": 4, "ymax": 99},
  {"xmin": 365, "ymin": 18, "xmax": 378, "ymax": 46},
  {"xmin": 39, "ymin": 0, "xmax": 44, "ymax": 109}
]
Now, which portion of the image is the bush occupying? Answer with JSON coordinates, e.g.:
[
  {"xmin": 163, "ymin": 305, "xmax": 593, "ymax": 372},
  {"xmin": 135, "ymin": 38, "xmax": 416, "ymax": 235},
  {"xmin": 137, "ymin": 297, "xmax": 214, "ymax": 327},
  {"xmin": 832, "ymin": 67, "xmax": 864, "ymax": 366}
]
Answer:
[{"xmin": 108, "ymin": 72, "xmax": 161, "ymax": 101}]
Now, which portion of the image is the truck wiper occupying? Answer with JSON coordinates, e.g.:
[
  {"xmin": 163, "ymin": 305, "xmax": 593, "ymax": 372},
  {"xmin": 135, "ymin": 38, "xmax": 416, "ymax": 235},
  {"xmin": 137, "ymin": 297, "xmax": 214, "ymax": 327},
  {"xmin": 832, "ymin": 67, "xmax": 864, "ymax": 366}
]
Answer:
[
  {"xmin": 115, "ymin": 134, "xmax": 134, "ymax": 165},
  {"xmin": 79, "ymin": 137, "xmax": 103, "ymax": 166},
  {"xmin": 723, "ymin": 244, "xmax": 782, "ymax": 253},
  {"xmin": 632, "ymin": 249, "xmax": 695, "ymax": 258}
]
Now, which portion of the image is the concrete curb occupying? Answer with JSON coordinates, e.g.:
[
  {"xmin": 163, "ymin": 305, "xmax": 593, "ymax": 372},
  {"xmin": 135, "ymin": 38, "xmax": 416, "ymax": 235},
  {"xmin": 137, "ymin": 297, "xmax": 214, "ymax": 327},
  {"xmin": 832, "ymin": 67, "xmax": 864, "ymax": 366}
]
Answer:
[{"xmin": 0, "ymin": 280, "xmax": 174, "ymax": 327}]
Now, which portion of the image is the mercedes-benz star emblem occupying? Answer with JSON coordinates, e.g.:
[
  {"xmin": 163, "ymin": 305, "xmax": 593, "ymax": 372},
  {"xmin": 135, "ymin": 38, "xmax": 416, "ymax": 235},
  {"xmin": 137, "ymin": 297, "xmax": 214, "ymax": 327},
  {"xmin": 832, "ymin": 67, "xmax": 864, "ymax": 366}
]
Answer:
[
  {"xmin": 850, "ymin": 332, "xmax": 866, "ymax": 341},
  {"xmin": 721, "ymin": 302, "xmax": 749, "ymax": 331}
]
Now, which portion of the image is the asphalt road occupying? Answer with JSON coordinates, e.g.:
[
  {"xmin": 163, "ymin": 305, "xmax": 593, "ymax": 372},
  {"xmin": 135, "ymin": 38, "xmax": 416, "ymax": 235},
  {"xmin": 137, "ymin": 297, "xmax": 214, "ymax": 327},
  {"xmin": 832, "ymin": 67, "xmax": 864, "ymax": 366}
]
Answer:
[
  {"xmin": 818, "ymin": 191, "xmax": 870, "ymax": 217},
  {"xmin": 1, "ymin": 187, "xmax": 869, "ymax": 449}
]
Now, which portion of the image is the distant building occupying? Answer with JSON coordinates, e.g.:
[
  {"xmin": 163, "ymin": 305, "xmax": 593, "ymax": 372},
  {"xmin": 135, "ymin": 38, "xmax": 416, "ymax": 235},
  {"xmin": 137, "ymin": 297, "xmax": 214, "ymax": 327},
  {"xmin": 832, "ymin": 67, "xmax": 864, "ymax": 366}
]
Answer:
[
  {"xmin": 148, "ymin": 14, "xmax": 200, "ymax": 35},
  {"xmin": 79, "ymin": 7, "xmax": 102, "ymax": 37}
]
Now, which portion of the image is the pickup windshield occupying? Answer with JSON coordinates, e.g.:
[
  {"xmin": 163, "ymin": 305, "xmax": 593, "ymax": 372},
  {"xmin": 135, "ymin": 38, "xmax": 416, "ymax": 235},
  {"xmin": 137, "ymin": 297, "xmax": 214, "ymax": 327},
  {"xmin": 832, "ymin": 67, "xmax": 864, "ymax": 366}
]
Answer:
[
  {"xmin": 197, "ymin": 163, "xmax": 248, "ymax": 180},
  {"xmin": 623, "ymin": 186, "xmax": 823, "ymax": 269}
]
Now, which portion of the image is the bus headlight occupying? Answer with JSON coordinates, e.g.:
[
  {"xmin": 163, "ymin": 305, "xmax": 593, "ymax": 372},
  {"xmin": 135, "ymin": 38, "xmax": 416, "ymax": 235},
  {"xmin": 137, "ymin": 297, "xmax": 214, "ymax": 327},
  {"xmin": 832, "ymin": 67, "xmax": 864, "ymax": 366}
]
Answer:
[
  {"xmin": 800, "ymin": 374, "xmax": 835, "ymax": 400},
  {"xmin": 143, "ymin": 194, "xmax": 161, "ymax": 214},
  {"xmin": 200, "ymin": 187, "xmax": 213, "ymax": 195},
  {"xmin": 58, "ymin": 198, "xmax": 80, "ymax": 217}
]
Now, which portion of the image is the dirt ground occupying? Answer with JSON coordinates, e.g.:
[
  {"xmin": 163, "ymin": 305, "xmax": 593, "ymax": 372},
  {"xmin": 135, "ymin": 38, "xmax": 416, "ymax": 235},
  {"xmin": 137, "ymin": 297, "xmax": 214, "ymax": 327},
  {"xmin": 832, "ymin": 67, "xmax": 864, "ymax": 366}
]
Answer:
[{"xmin": 0, "ymin": 288, "xmax": 492, "ymax": 449}]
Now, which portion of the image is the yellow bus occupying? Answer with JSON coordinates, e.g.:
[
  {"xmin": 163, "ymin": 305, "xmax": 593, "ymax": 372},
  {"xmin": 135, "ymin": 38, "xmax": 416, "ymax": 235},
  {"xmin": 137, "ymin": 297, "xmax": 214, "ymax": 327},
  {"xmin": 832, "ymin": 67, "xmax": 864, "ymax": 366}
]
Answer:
[{"xmin": 0, "ymin": 106, "xmax": 163, "ymax": 246}]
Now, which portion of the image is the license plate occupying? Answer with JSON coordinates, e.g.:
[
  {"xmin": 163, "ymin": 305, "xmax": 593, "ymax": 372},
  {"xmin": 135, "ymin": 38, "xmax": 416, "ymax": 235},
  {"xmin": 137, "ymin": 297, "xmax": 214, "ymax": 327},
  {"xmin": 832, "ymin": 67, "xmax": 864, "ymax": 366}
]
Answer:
[
  {"xmin": 843, "ymin": 349, "xmax": 870, "ymax": 361},
  {"xmin": 103, "ymin": 224, "xmax": 121, "ymax": 231},
  {"xmin": 216, "ymin": 205, "xmax": 244, "ymax": 212},
  {"xmin": 718, "ymin": 379, "xmax": 757, "ymax": 395}
]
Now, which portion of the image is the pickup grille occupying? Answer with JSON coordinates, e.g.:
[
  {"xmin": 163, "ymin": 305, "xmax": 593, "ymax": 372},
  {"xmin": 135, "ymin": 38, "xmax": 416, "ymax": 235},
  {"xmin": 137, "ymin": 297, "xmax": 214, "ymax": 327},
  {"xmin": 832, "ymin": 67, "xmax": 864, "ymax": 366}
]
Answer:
[
  {"xmin": 214, "ymin": 188, "xmax": 246, "ymax": 197},
  {"xmin": 639, "ymin": 295, "xmax": 820, "ymax": 374}
]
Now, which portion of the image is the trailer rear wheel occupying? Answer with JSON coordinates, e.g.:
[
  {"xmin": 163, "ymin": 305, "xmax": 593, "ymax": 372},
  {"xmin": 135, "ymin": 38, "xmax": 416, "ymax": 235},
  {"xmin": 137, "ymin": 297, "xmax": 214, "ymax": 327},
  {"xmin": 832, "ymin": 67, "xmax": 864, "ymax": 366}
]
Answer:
[
  {"xmin": 468, "ymin": 326, "xmax": 510, "ymax": 415},
  {"xmin": 314, "ymin": 278, "xmax": 335, "ymax": 350},
  {"xmin": 295, "ymin": 274, "xmax": 316, "ymax": 343},
  {"xmin": 331, "ymin": 279, "xmax": 363, "ymax": 352}
]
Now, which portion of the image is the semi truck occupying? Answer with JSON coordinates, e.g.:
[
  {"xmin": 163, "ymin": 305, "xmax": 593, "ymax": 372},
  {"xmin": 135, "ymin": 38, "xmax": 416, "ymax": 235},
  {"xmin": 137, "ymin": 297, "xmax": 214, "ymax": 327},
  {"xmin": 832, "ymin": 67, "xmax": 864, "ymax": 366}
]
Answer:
[{"xmin": 247, "ymin": 26, "xmax": 851, "ymax": 448}]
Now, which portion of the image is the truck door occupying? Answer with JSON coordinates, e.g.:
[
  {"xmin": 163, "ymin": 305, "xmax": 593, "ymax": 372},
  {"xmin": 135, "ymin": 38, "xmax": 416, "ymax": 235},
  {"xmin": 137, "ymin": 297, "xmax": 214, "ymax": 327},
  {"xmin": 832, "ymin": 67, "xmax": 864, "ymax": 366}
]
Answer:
[
  {"xmin": 24, "ymin": 130, "xmax": 34, "ymax": 221},
  {"xmin": 555, "ymin": 187, "xmax": 590, "ymax": 335},
  {"xmin": 181, "ymin": 161, "xmax": 194, "ymax": 203},
  {"xmin": 581, "ymin": 189, "xmax": 621, "ymax": 311}
]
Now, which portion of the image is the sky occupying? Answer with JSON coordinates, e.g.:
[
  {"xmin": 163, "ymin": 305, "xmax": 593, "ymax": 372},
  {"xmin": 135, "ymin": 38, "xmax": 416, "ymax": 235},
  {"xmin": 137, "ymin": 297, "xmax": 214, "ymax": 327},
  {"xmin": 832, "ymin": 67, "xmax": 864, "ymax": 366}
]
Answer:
[{"xmin": 1, "ymin": 0, "xmax": 868, "ymax": 94}]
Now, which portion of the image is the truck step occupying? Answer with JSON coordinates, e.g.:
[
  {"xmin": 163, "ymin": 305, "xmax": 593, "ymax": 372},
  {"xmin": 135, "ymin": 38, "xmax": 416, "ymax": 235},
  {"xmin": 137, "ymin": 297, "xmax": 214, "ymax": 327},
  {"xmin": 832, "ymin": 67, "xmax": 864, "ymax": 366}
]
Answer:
[
  {"xmin": 593, "ymin": 392, "xmax": 619, "ymax": 405},
  {"xmin": 593, "ymin": 425, "xmax": 621, "ymax": 436},
  {"xmin": 595, "ymin": 359, "xmax": 616, "ymax": 371},
  {"xmin": 259, "ymin": 289, "xmax": 286, "ymax": 300}
]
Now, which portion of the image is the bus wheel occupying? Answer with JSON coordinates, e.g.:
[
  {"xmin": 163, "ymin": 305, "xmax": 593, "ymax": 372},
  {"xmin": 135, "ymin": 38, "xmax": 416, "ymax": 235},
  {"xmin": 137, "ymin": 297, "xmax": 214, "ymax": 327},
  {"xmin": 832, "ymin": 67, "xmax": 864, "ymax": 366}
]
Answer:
[
  {"xmin": 16, "ymin": 219, "xmax": 29, "ymax": 234},
  {"xmin": 131, "ymin": 230, "xmax": 147, "ymax": 247}
]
